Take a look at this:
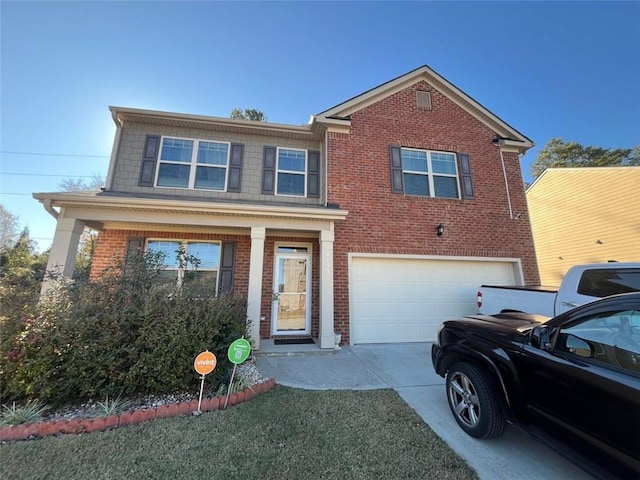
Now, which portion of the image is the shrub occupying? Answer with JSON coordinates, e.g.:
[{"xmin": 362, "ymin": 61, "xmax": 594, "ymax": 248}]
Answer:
[
  {"xmin": 0, "ymin": 250, "xmax": 249, "ymax": 405},
  {"xmin": 0, "ymin": 400, "xmax": 49, "ymax": 426}
]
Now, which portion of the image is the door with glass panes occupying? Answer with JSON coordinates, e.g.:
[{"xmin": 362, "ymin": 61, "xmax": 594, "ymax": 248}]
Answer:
[{"xmin": 272, "ymin": 248, "xmax": 311, "ymax": 336}]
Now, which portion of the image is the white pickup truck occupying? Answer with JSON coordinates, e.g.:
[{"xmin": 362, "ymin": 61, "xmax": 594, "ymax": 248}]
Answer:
[{"xmin": 477, "ymin": 262, "xmax": 640, "ymax": 317}]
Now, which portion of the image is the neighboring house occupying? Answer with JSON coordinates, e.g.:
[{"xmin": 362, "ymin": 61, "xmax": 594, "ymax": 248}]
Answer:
[
  {"xmin": 34, "ymin": 66, "xmax": 539, "ymax": 349},
  {"xmin": 527, "ymin": 166, "xmax": 640, "ymax": 286}
]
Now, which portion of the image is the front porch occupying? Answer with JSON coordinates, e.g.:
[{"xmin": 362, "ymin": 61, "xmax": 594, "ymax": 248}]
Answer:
[{"xmin": 34, "ymin": 192, "xmax": 348, "ymax": 351}]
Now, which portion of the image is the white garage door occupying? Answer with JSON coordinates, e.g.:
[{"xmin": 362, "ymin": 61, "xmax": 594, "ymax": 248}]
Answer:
[{"xmin": 350, "ymin": 257, "xmax": 518, "ymax": 344}]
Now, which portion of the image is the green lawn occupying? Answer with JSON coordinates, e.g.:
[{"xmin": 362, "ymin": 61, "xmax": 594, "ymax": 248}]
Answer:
[{"xmin": 0, "ymin": 386, "xmax": 477, "ymax": 480}]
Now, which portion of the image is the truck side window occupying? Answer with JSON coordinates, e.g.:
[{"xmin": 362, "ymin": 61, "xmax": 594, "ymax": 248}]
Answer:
[{"xmin": 577, "ymin": 269, "xmax": 640, "ymax": 298}]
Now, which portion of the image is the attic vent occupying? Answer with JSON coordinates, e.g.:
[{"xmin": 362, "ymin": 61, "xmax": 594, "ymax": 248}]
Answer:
[{"xmin": 416, "ymin": 91, "xmax": 432, "ymax": 110}]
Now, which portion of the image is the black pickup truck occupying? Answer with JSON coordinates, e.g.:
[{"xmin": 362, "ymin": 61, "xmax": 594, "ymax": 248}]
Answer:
[{"xmin": 432, "ymin": 292, "xmax": 640, "ymax": 480}]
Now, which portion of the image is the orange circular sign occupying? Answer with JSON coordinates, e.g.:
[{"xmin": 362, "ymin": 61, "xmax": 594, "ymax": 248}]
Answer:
[{"xmin": 194, "ymin": 351, "xmax": 217, "ymax": 375}]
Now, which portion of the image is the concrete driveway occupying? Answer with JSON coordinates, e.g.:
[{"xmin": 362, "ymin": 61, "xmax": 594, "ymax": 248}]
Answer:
[{"xmin": 256, "ymin": 343, "xmax": 592, "ymax": 480}]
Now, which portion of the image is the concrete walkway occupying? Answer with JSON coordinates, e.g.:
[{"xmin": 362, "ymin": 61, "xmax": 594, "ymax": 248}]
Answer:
[{"xmin": 256, "ymin": 343, "xmax": 592, "ymax": 480}]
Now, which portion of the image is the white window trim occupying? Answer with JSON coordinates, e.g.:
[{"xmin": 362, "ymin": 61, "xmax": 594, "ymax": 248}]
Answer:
[
  {"xmin": 146, "ymin": 239, "xmax": 222, "ymax": 291},
  {"xmin": 401, "ymin": 147, "xmax": 460, "ymax": 199},
  {"xmin": 155, "ymin": 136, "xmax": 231, "ymax": 191},
  {"xmin": 275, "ymin": 147, "xmax": 307, "ymax": 197}
]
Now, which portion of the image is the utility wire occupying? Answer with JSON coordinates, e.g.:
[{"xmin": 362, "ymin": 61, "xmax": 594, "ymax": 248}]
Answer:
[
  {"xmin": 0, "ymin": 150, "xmax": 109, "ymax": 158},
  {"xmin": 0, "ymin": 172, "xmax": 97, "ymax": 178}
]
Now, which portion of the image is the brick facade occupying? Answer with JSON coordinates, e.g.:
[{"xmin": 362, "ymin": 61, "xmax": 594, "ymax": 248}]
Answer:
[{"xmin": 326, "ymin": 82, "xmax": 539, "ymax": 341}]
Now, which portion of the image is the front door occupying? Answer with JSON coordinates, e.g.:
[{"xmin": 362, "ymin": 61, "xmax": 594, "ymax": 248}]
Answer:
[{"xmin": 272, "ymin": 253, "xmax": 311, "ymax": 335}]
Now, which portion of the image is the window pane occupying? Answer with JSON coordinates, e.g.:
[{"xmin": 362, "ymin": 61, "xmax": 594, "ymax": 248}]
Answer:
[
  {"xmin": 401, "ymin": 150, "xmax": 428, "ymax": 172},
  {"xmin": 157, "ymin": 164, "xmax": 190, "ymax": 187},
  {"xmin": 183, "ymin": 271, "xmax": 218, "ymax": 295},
  {"xmin": 577, "ymin": 269, "xmax": 640, "ymax": 297},
  {"xmin": 161, "ymin": 138, "xmax": 193, "ymax": 163},
  {"xmin": 431, "ymin": 153, "xmax": 457, "ymax": 174},
  {"xmin": 277, "ymin": 172, "xmax": 305, "ymax": 195},
  {"xmin": 198, "ymin": 142, "xmax": 228, "ymax": 165},
  {"xmin": 278, "ymin": 149, "xmax": 306, "ymax": 172},
  {"xmin": 404, "ymin": 173, "xmax": 429, "ymax": 196},
  {"xmin": 186, "ymin": 242, "xmax": 220, "ymax": 270},
  {"xmin": 434, "ymin": 176, "xmax": 459, "ymax": 198},
  {"xmin": 147, "ymin": 241, "xmax": 181, "ymax": 268},
  {"xmin": 195, "ymin": 166, "xmax": 226, "ymax": 190}
]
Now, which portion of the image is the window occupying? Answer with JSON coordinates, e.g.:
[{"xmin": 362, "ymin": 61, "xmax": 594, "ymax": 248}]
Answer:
[
  {"xmin": 276, "ymin": 148, "xmax": 306, "ymax": 196},
  {"xmin": 146, "ymin": 240, "xmax": 221, "ymax": 293},
  {"xmin": 156, "ymin": 137, "xmax": 229, "ymax": 191},
  {"xmin": 556, "ymin": 309, "xmax": 640, "ymax": 373},
  {"xmin": 401, "ymin": 148, "xmax": 459, "ymax": 198},
  {"xmin": 577, "ymin": 268, "xmax": 640, "ymax": 298}
]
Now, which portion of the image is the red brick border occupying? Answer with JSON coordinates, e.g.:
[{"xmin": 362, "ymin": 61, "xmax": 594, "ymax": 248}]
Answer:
[{"xmin": 0, "ymin": 378, "xmax": 276, "ymax": 442}]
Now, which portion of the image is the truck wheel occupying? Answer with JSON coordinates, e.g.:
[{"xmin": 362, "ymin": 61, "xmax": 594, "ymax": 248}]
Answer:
[{"xmin": 446, "ymin": 362, "xmax": 506, "ymax": 439}]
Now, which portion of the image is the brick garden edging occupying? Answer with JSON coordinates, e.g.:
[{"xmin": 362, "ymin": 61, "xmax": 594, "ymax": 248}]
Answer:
[{"xmin": 0, "ymin": 378, "xmax": 276, "ymax": 442}]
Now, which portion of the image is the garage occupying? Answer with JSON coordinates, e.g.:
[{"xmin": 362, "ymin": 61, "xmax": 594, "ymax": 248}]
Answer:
[{"xmin": 349, "ymin": 256, "xmax": 520, "ymax": 344}]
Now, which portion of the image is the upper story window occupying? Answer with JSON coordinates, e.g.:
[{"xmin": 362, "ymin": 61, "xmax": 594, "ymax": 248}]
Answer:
[
  {"xmin": 262, "ymin": 146, "xmax": 320, "ymax": 199},
  {"xmin": 401, "ymin": 148, "xmax": 459, "ymax": 198},
  {"xmin": 156, "ymin": 137, "xmax": 230, "ymax": 191},
  {"xmin": 389, "ymin": 145, "xmax": 474, "ymax": 199},
  {"xmin": 277, "ymin": 148, "xmax": 307, "ymax": 196}
]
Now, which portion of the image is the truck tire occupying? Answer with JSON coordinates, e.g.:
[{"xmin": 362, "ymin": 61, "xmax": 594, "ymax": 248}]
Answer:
[{"xmin": 446, "ymin": 362, "xmax": 506, "ymax": 439}]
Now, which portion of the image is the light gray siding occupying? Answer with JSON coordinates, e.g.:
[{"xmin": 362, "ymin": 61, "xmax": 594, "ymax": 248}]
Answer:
[{"xmin": 110, "ymin": 122, "xmax": 323, "ymax": 206}]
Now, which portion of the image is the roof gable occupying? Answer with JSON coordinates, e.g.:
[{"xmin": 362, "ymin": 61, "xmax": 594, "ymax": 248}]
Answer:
[{"xmin": 314, "ymin": 65, "xmax": 533, "ymax": 152}]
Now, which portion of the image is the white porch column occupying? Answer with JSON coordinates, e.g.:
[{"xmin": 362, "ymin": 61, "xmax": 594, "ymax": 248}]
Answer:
[
  {"xmin": 40, "ymin": 217, "xmax": 84, "ymax": 295},
  {"xmin": 319, "ymin": 228, "xmax": 336, "ymax": 349},
  {"xmin": 247, "ymin": 227, "xmax": 266, "ymax": 350}
]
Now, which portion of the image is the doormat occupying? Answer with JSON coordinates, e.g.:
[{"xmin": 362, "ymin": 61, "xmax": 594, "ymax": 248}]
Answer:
[{"xmin": 274, "ymin": 338, "xmax": 315, "ymax": 345}]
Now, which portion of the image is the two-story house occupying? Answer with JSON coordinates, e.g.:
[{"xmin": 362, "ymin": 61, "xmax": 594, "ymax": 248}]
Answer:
[{"xmin": 34, "ymin": 66, "xmax": 539, "ymax": 350}]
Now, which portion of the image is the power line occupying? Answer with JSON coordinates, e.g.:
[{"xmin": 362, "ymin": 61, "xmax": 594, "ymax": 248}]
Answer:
[
  {"xmin": 0, "ymin": 150, "xmax": 109, "ymax": 158},
  {"xmin": 0, "ymin": 193, "xmax": 35, "ymax": 196},
  {"xmin": 1, "ymin": 172, "xmax": 98, "ymax": 178}
]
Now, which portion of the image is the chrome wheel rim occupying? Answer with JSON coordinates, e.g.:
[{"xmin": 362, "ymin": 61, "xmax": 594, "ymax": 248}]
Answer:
[{"xmin": 448, "ymin": 372, "xmax": 480, "ymax": 428}]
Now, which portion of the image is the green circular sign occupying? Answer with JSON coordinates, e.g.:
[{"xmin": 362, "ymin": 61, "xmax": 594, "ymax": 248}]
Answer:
[{"xmin": 228, "ymin": 338, "xmax": 251, "ymax": 364}]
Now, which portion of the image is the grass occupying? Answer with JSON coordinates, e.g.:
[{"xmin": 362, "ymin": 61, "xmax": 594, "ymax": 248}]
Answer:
[{"xmin": 0, "ymin": 386, "xmax": 478, "ymax": 480}]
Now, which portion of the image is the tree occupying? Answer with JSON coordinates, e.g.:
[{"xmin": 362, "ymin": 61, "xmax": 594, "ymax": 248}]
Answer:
[
  {"xmin": 0, "ymin": 204, "xmax": 20, "ymax": 251},
  {"xmin": 530, "ymin": 138, "xmax": 639, "ymax": 180},
  {"xmin": 58, "ymin": 173, "xmax": 104, "ymax": 192},
  {"xmin": 230, "ymin": 108, "xmax": 268, "ymax": 122}
]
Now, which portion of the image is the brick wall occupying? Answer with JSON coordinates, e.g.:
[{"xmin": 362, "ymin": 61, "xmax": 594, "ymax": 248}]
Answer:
[
  {"xmin": 327, "ymin": 81, "xmax": 539, "ymax": 342},
  {"xmin": 91, "ymin": 229, "xmax": 251, "ymax": 298}
]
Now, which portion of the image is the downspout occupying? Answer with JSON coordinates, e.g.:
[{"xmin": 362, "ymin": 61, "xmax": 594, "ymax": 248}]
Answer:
[
  {"xmin": 324, "ymin": 129, "xmax": 329, "ymax": 207},
  {"xmin": 493, "ymin": 137, "xmax": 514, "ymax": 219},
  {"xmin": 104, "ymin": 112, "xmax": 124, "ymax": 191},
  {"xmin": 43, "ymin": 199, "xmax": 59, "ymax": 219}
]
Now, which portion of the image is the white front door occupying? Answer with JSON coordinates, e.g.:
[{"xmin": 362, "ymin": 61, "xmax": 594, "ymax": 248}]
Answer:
[{"xmin": 272, "ymin": 253, "xmax": 311, "ymax": 335}]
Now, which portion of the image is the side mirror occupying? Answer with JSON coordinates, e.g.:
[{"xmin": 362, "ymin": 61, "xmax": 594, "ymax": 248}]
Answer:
[
  {"xmin": 565, "ymin": 334, "xmax": 594, "ymax": 358},
  {"xmin": 531, "ymin": 326, "xmax": 552, "ymax": 351}
]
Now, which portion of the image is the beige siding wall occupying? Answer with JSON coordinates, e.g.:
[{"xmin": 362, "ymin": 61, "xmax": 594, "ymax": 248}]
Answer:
[
  {"xmin": 527, "ymin": 167, "xmax": 640, "ymax": 286},
  {"xmin": 110, "ymin": 122, "xmax": 323, "ymax": 206}
]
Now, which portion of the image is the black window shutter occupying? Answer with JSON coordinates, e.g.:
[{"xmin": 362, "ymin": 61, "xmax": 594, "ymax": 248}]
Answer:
[
  {"xmin": 227, "ymin": 143, "xmax": 244, "ymax": 193},
  {"xmin": 262, "ymin": 146, "xmax": 276, "ymax": 194},
  {"xmin": 218, "ymin": 242, "xmax": 236, "ymax": 294},
  {"xmin": 138, "ymin": 135, "xmax": 161, "ymax": 187},
  {"xmin": 307, "ymin": 150, "xmax": 320, "ymax": 198},
  {"xmin": 389, "ymin": 145, "xmax": 404, "ymax": 193},
  {"xmin": 125, "ymin": 237, "xmax": 145, "ymax": 267},
  {"xmin": 457, "ymin": 153, "xmax": 475, "ymax": 199}
]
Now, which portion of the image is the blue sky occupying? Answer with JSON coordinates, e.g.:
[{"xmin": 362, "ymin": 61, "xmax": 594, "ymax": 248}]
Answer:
[{"xmin": 1, "ymin": 1, "xmax": 639, "ymax": 252}]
